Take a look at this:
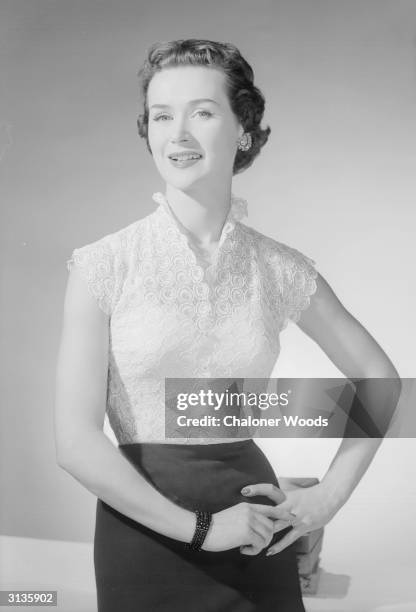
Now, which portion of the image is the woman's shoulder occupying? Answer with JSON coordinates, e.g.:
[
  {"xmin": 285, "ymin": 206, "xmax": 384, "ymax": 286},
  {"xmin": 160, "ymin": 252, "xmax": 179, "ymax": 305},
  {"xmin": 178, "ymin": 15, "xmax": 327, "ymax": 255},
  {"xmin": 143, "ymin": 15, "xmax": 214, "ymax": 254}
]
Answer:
[
  {"xmin": 86, "ymin": 215, "xmax": 148, "ymax": 251},
  {"xmin": 67, "ymin": 214, "xmax": 151, "ymax": 269},
  {"xmin": 240, "ymin": 223, "xmax": 317, "ymax": 270},
  {"xmin": 65, "ymin": 214, "xmax": 152, "ymax": 316}
]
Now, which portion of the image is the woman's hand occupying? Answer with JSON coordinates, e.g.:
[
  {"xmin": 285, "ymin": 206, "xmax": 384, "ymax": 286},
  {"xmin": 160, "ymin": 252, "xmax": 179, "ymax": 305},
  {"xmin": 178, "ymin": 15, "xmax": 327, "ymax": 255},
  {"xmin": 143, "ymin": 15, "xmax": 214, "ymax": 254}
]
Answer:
[
  {"xmin": 202, "ymin": 490, "xmax": 287, "ymax": 555},
  {"xmin": 241, "ymin": 482, "xmax": 343, "ymax": 556}
]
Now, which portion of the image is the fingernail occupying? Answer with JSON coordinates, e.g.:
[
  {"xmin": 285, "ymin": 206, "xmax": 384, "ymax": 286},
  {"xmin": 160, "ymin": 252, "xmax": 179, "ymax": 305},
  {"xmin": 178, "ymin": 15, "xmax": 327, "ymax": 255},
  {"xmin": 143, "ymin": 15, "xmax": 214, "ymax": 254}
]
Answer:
[{"xmin": 241, "ymin": 487, "xmax": 251, "ymax": 495}]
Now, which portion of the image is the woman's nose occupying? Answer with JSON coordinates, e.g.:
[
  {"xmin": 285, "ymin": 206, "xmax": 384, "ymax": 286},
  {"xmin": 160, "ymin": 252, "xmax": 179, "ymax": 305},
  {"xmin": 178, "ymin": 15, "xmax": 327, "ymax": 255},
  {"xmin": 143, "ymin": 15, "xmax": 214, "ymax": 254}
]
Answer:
[
  {"xmin": 170, "ymin": 133, "xmax": 191, "ymax": 144},
  {"xmin": 169, "ymin": 116, "xmax": 192, "ymax": 143}
]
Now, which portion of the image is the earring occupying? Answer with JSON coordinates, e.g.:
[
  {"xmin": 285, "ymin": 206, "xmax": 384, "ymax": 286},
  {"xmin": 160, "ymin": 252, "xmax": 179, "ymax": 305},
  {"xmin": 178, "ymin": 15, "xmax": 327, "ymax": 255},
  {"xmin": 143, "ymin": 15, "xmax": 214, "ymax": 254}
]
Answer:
[{"xmin": 237, "ymin": 132, "xmax": 252, "ymax": 151}]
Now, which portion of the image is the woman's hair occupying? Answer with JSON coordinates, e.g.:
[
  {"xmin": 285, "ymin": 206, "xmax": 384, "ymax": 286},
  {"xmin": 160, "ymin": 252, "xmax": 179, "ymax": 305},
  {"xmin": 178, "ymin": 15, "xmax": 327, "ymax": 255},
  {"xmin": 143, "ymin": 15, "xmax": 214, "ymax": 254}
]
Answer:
[{"xmin": 137, "ymin": 39, "xmax": 271, "ymax": 174}]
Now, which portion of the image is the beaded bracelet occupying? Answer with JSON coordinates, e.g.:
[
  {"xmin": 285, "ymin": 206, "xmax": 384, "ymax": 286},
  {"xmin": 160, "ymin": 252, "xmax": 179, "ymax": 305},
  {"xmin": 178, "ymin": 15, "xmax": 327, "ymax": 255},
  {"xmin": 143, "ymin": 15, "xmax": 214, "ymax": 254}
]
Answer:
[{"xmin": 186, "ymin": 510, "xmax": 212, "ymax": 551}]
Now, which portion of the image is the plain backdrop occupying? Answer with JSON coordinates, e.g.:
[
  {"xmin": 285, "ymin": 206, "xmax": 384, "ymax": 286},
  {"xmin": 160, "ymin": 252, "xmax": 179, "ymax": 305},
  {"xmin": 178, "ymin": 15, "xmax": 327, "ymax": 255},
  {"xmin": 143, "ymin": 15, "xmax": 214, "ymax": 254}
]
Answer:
[{"xmin": 1, "ymin": 0, "xmax": 415, "ymax": 570}]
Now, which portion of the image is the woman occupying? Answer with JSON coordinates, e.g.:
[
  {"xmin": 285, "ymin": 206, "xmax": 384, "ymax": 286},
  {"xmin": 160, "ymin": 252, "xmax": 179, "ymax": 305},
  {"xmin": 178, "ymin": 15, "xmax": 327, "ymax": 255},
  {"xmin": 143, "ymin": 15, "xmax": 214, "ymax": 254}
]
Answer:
[{"xmin": 55, "ymin": 39, "xmax": 401, "ymax": 611}]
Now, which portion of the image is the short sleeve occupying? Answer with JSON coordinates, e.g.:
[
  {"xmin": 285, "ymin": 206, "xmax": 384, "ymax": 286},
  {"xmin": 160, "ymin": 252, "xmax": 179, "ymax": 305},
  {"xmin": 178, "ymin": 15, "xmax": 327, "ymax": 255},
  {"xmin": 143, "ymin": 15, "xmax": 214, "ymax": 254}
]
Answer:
[
  {"xmin": 66, "ymin": 235, "xmax": 117, "ymax": 316},
  {"xmin": 263, "ymin": 238, "xmax": 318, "ymax": 331},
  {"xmin": 281, "ymin": 247, "xmax": 318, "ymax": 327}
]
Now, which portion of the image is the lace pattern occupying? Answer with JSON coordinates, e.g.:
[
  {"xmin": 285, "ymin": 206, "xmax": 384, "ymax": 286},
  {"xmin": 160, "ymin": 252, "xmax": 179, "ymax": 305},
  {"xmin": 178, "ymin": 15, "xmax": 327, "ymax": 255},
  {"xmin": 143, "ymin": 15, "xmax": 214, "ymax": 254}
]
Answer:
[
  {"xmin": 66, "ymin": 240, "xmax": 115, "ymax": 316},
  {"xmin": 66, "ymin": 193, "xmax": 318, "ymax": 443}
]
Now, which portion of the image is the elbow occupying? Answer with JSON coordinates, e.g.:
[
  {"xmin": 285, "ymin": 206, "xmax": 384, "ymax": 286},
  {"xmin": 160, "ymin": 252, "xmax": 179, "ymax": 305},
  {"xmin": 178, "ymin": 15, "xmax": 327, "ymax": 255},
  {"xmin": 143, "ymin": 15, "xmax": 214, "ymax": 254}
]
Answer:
[
  {"xmin": 383, "ymin": 366, "xmax": 402, "ymax": 399},
  {"xmin": 362, "ymin": 357, "xmax": 401, "ymax": 385},
  {"xmin": 55, "ymin": 438, "xmax": 66, "ymax": 468},
  {"xmin": 56, "ymin": 458, "xmax": 71, "ymax": 475},
  {"xmin": 56, "ymin": 446, "xmax": 75, "ymax": 471},
  {"xmin": 376, "ymin": 365, "xmax": 402, "ymax": 390},
  {"xmin": 55, "ymin": 437, "xmax": 81, "ymax": 470},
  {"xmin": 365, "ymin": 369, "xmax": 402, "ymax": 397},
  {"xmin": 55, "ymin": 429, "xmax": 103, "ymax": 470},
  {"xmin": 392, "ymin": 373, "xmax": 402, "ymax": 402},
  {"xmin": 384, "ymin": 360, "xmax": 401, "ymax": 385}
]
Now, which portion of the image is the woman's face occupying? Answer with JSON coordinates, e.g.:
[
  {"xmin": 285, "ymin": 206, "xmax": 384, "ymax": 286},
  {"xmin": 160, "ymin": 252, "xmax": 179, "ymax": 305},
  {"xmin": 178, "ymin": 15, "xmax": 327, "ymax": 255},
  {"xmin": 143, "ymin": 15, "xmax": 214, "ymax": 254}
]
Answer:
[{"xmin": 146, "ymin": 65, "xmax": 243, "ymax": 192}]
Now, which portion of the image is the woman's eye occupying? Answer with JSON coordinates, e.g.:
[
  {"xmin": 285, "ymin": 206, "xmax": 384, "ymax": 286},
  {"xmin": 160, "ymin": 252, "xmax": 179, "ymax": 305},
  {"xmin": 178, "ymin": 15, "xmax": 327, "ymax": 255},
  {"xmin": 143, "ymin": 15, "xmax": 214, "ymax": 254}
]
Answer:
[
  {"xmin": 152, "ymin": 110, "xmax": 212, "ymax": 122},
  {"xmin": 153, "ymin": 114, "xmax": 170, "ymax": 122},
  {"xmin": 195, "ymin": 110, "xmax": 212, "ymax": 118}
]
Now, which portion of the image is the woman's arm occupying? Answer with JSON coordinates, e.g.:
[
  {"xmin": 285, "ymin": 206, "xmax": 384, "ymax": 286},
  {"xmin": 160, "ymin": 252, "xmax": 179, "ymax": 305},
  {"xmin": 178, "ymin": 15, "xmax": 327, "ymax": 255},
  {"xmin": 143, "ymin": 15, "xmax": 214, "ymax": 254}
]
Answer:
[
  {"xmin": 55, "ymin": 267, "xmax": 277, "ymax": 555},
  {"xmin": 244, "ymin": 272, "xmax": 402, "ymax": 556},
  {"xmin": 54, "ymin": 266, "xmax": 196, "ymax": 543},
  {"xmin": 296, "ymin": 272, "xmax": 402, "ymax": 505}
]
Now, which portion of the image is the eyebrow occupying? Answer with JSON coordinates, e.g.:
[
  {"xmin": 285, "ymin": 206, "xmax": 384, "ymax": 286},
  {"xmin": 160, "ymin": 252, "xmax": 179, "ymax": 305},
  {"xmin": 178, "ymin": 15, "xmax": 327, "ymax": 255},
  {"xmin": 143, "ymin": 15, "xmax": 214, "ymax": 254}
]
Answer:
[{"xmin": 149, "ymin": 98, "xmax": 220, "ymax": 109}]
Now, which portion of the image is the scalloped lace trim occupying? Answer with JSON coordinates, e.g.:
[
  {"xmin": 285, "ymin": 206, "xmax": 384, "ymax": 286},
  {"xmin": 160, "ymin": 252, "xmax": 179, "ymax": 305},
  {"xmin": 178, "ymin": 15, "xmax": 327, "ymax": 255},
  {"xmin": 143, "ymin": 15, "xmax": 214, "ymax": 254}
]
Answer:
[{"xmin": 65, "ymin": 193, "xmax": 318, "ymax": 443}]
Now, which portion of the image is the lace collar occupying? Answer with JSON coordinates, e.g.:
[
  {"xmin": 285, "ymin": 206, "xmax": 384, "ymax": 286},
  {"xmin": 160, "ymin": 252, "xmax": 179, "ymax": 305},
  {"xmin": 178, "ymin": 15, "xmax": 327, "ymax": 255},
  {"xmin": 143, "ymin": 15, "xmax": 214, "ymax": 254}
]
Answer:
[{"xmin": 151, "ymin": 191, "xmax": 248, "ymax": 242}]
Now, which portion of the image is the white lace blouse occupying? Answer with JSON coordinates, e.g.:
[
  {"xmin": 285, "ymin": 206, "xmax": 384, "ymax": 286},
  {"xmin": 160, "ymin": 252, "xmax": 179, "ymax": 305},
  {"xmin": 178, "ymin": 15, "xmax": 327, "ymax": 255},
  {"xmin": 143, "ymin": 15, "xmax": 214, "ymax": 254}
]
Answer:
[{"xmin": 66, "ymin": 192, "xmax": 318, "ymax": 445}]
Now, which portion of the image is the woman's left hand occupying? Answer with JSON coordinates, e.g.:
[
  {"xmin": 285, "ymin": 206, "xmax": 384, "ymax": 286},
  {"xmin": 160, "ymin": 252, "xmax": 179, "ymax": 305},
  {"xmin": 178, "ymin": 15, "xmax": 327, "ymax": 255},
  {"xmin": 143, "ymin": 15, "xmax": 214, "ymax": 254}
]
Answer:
[{"xmin": 240, "ymin": 482, "xmax": 344, "ymax": 556}]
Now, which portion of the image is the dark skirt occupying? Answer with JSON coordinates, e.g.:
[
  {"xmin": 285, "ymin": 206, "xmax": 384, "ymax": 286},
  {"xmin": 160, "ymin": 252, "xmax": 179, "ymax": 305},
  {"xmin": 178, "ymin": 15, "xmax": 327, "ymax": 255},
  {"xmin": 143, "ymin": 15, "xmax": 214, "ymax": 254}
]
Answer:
[{"xmin": 94, "ymin": 439, "xmax": 305, "ymax": 611}]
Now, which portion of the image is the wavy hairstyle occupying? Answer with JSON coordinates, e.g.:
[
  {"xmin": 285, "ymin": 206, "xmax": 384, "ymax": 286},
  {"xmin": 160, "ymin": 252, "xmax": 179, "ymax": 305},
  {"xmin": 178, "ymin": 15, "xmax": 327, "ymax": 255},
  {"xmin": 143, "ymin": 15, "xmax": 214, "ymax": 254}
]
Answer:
[{"xmin": 136, "ymin": 39, "xmax": 271, "ymax": 174}]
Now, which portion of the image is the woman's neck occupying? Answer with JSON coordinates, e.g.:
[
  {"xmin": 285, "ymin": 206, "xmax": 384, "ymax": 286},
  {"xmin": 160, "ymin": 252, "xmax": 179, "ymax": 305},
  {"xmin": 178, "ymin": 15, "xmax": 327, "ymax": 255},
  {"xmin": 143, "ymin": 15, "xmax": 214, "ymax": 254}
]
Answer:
[{"xmin": 164, "ymin": 185, "xmax": 233, "ymax": 247}]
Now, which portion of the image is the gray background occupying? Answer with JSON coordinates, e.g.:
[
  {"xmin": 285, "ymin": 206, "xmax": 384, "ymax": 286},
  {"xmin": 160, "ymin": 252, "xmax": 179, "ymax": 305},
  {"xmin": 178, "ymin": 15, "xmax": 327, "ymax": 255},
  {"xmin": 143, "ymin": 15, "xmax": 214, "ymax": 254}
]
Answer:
[{"xmin": 1, "ymin": 0, "xmax": 415, "ymax": 544}]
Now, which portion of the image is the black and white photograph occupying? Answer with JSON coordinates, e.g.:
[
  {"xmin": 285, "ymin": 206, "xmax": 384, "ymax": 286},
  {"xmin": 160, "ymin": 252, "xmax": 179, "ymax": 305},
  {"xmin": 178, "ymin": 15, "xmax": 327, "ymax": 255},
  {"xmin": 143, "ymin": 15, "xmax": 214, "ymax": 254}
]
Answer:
[{"xmin": 1, "ymin": 1, "xmax": 415, "ymax": 611}]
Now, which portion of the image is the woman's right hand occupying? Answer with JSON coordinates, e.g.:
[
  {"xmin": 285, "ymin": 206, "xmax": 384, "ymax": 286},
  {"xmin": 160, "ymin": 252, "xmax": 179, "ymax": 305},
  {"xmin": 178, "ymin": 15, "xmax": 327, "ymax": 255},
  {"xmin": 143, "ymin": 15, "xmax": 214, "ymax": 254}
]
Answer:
[{"xmin": 202, "ymin": 501, "xmax": 278, "ymax": 555}]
